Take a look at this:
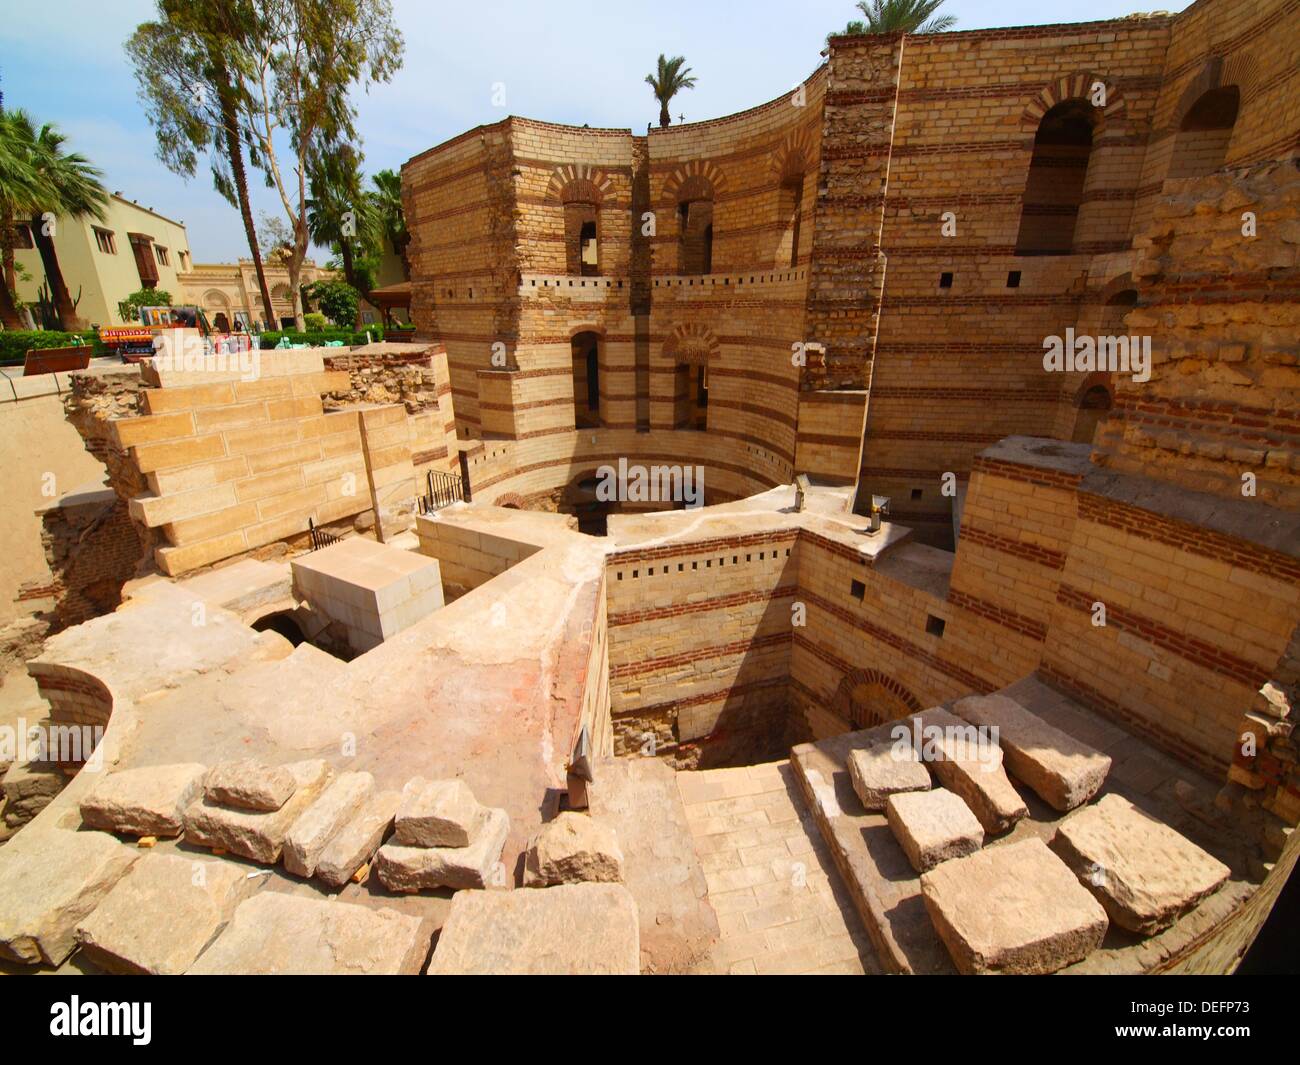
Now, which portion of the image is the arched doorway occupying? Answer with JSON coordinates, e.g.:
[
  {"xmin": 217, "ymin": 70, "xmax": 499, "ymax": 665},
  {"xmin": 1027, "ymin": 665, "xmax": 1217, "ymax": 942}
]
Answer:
[
  {"xmin": 1169, "ymin": 86, "xmax": 1240, "ymax": 179},
  {"xmin": 830, "ymin": 669, "xmax": 923, "ymax": 731},
  {"xmin": 1015, "ymin": 100, "xmax": 1097, "ymax": 255}
]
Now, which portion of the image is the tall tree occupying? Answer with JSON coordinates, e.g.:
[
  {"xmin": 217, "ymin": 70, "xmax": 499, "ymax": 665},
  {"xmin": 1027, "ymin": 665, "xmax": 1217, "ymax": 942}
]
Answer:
[
  {"xmin": 369, "ymin": 168, "xmax": 408, "ymax": 280},
  {"xmin": 126, "ymin": 0, "xmax": 277, "ymax": 330},
  {"xmin": 0, "ymin": 109, "xmax": 43, "ymax": 328},
  {"xmin": 833, "ymin": 0, "xmax": 956, "ymax": 36},
  {"xmin": 7, "ymin": 112, "xmax": 108, "ymax": 330},
  {"xmin": 241, "ymin": 0, "xmax": 403, "ymax": 330},
  {"xmin": 645, "ymin": 55, "xmax": 697, "ymax": 129},
  {"xmin": 306, "ymin": 143, "xmax": 380, "ymax": 327}
]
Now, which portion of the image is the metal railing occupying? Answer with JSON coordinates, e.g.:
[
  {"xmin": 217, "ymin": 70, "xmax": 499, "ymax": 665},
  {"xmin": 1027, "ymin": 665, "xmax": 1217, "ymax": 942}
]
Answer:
[
  {"xmin": 418, "ymin": 469, "xmax": 467, "ymax": 515},
  {"xmin": 307, "ymin": 517, "xmax": 342, "ymax": 552}
]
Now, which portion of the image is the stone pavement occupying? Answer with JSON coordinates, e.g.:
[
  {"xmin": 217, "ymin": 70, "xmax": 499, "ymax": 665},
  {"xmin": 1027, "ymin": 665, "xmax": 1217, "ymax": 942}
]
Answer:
[{"xmin": 677, "ymin": 761, "xmax": 880, "ymax": 975}]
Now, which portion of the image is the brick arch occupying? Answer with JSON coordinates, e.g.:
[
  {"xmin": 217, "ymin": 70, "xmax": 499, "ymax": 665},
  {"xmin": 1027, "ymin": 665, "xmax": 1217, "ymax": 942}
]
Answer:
[
  {"xmin": 493, "ymin": 492, "xmax": 524, "ymax": 509},
  {"xmin": 1172, "ymin": 56, "xmax": 1258, "ymax": 129},
  {"xmin": 1019, "ymin": 72, "xmax": 1126, "ymax": 137},
  {"xmin": 568, "ymin": 323, "xmax": 606, "ymax": 339},
  {"xmin": 663, "ymin": 160, "xmax": 727, "ymax": 205},
  {"xmin": 771, "ymin": 126, "xmax": 815, "ymax": 184},
  {"xmin": 662, "ymin": 323, "xmax": 720, "ymax": 365},
  {"xmin": 548, "ymin": 164, "xmax": 613, "ymax": 205},
  {"xmin": 1072, "ymin": 371, "xmax": 1115, "ymax": 409},
  {"xmin": 830, "ymin": 668, "xmax": 923, "ymax": 730}
]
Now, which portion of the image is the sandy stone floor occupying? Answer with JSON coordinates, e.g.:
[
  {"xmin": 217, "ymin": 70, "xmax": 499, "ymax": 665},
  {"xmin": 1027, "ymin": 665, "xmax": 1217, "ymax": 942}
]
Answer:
[{"xmin": 678, "ymin": 761, "xmax": 881, "ymax": 975}]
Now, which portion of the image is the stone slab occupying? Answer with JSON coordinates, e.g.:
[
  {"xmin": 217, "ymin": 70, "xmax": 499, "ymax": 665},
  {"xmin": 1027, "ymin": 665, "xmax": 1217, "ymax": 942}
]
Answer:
[
  {"xmin": 315, "ymin": 789, "xmax": 401, "ymax": 888},
  {"xmin": 184, "ymin": 760, "xmax": 332, "ymax": 864},
  {"xmin": 187, "ymin": 892, "xmax": 431, "ymax": 975},
  {"xmin": 847, "ymin": 744, "xmax": 931, "ymax": 811},
  {"xmin": 393, "ymin": 777, "xmax": 484, "ymax": 848},
  {"xmin": 75, "ymin": 853, "xmax": 253, "ymax": 975},
  {"xmin": 204, "ymin": 760, "xmax": 297, "ymax": 811},
  {"xmin": 282, "ymin": 771, "xmax": 374, "ymax": 878},
  {"xmin": 376, "ymin": 807, "xmax": 509, "ymax": 892},
  {"xmin": 886, "ymin": 789, "xmax": 984, "ymax": 873},
  {"xmin": 523, "ymin": 812, "xmax": 624, "ymax": 887},
  {"xmin": 954, "ymin": 694, "xmax": 1111, "ymax": 811},
  {"xmin": 920, "ymin": 837, "xmax": 1108, "ymax": 974},
  {"xmin": 0, "ymin": 830, "xmax": 140, "ymax": 966},
  {"xmin": 1051, "ymin": 793, "xmax": 1231, "ymax": 935},
  {"xmin": 79, "ymin": 762, "xmax": 207, "ymax": 838},
  {"xmin": 915, "ymin": 708, "xmax": 1028, "ymax": 836},
  {"xmin": 427, "ymin": 883, "xmax": 640, "ymax": 975}
]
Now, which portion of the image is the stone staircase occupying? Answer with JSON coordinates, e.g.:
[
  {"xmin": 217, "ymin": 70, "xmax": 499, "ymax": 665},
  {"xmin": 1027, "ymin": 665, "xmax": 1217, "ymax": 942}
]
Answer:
[{"xmin": 786, "ymin": 672, "xmax": 1254, "ymax": 975}]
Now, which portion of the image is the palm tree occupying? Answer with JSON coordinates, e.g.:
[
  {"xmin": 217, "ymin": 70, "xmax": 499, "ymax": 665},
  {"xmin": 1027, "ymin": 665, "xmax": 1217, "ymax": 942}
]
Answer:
[
  {"xmin": 833, "ymin": 0, "xmax": 956, "ymax": 36},
  {"xmin": 0, "ymin": 109, "xmax": 43, "ymax": 328},
  {"xmin": 306, "ymin": 145, "xmax": 380, "ymax": 329},
  {"xmin": 645, "ymin": 55, "xmax": 697, "ymax": 129},
  {"xmin": 8, "ymin": 113, "xmax": 108, "ymax": 330},
  {"xmin": 370, "ymin": 168, "xmax": 409, "ymax": 280}
]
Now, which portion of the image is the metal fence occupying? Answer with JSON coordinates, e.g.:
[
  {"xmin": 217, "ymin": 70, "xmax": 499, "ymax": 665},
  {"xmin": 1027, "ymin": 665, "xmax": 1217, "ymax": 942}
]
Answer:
[
  {"xmin": 307, "ymin": 517, "xmax": 342, "ymax": 552},
  {"xmin": 418, "ymin": 469, "xmax": 466, "ymax": 515}
]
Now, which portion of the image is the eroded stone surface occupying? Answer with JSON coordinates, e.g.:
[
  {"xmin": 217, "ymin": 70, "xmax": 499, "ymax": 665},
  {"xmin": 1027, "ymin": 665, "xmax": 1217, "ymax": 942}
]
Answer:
[
  {"xmin": 954, "ymin": 694, "xmax": 1110, "ymax": 811},
  {"xmin": 75, "ymin": 853, "xmax": 253, "ymax": 975},
  {"xmin": 886, "ymin": 788, "xmax": 983, "ymax": 873},
  {"xmin": 427, "ymin": 883, "xmax": 640, "ymax": 975},
  {"xmin": 523, "ymin": 812, "xmax": 624, "ymax": 887},
  {"xmin": 394, "ymin": 777, "xmax": 485, "ymax": 847},
  {"xmin": 184, "ymin": 760, "xmax": 332, "ymax": 863},
  {"xmin": 847, "ymin": 744, "xmax": 931, "ymax": 811},
  {"xmin": 920, "ymin": 837, "xmax": 1108, "ymax": 974},
  {"xmin": 187, "ymin": 892, "xmax": 431, "ymax": 974},
  {"xmin": 204, "ymin": 760, "xmax": 297, "ymax": 812},
  {"xmin": 376, "ymin": 806, "xmax": 509, "ymax": 892},
  {"xmin": 79, "ymin": 762, "xmax": 207, "ymax": 837},
  {"xmin": 0, "ymin": 829, "xmax": 139, "ymax": 966},
  {"xmin": 915, "ymin": 708, "xmax": 1028, "ymax": 835},
  {"xmin": 282, "ymin": 771, "xmax": 374, "ymax": 878},
  {"xmin": 315, "ymin": 788, "xmax": 401, "ymax": 888},
  {"xmin": 1051, "ymin": 793, "xmax": 1231, "ymax": 935}
]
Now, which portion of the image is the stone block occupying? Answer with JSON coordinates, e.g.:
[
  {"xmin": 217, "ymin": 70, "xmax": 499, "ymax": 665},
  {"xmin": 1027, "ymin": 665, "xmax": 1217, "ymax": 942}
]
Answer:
[
  {"xmin": 915, "ymin": 708, "xmax": 1028, "ymax": 835},
  {"xmin": 184, "ymin": 760, "xmax": 332, "ymax": 864},
  {"xmin": 282, "ymin": 771, "xmax": 375, "ymax": 878},
  {"xmin": 954, "ymin": 694, "xmax": 1111, "ymax": 811},
  {"xmin": 393, "ymin": 777, "xmax": 484, "ymax": 847},
  {"xmin": 204, "ymin": 760, "xmax": 297, "ymax": 811},
  {"xmin": 523, "ymin": 812, "xmax": 624, "ymax": 887},
  {"xmin": 920, "ymin": 838, "xmax": 1108, "ymax": 975},
  {"xmin": 427, "ymin": 883, "xmax": 640, "ymax": 975},
  {"xmin": 1051, "ymin": 793, "xmax": 1231, "ymax": 935},
  {"xmin": 187, "ymin": 892, "xmax": 431, "ymax": 975},
  {"xmin": 315, "ymin": 789, "xmax": 401, "ymax": 888},
  {"xmin": 0, "ymin": 830, "xmax": 140, "ymax": 966},
  {"xmin": 886, "ymin": 788, "xmax": 984, "ymax": 873},
  {"xmin": 75, "ymin": 853, "xmax": 253, "ymax": 975},
  {"xmin": 847, "ymin": 744, "xmax": 931, "ymax": 811},
  {"xmin": 375, "ymin": 807, "xmax": 509, "ymax": 892},
  {"xmin": 79, "ymin": 762, "xmax": 207, "ymax": 837}
]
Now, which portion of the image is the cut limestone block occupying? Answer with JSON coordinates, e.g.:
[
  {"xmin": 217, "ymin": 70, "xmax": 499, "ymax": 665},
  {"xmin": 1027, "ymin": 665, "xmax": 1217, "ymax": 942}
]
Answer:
[
  {"xmin": 75, "ymin": 853, "xmax": 253, "ymax": 975},
  {"xmin": 393, "ymin": 777, "xmax": 485, "ymax": 847},
  {"xmin": 184, "ymin": 760, "xmax": 332, "ymax": 864},
  {"xmin": 315, "ymin": 789, "xmax": 401, "ymax": 889},
  {"xmin": 886, "ymin": 789, "xmax": 984, "ymax": 873},
  {"xmin": 915, "ymin": 708, "xmax": 1028, "ymax": 836},
  {"xmin": 427, "ymin": 883, "xmax": 640, "ymax": 975},
  {"xmin": 954, "ymin": 694, "xmax": 1110, "ymax": 812},
  {"xmin": 282, "ymin": 771, "xmax": 374, "ymax": 878},
  {"xmin": 376, "ymin": 807, "xmax": 509, "ymax": 892},
  {"xmin": 79, "ymin": 763, "xmax": 207, "ymax": 838},
  {"xmin": 523, "ymin": 812, "xmax": 624, "ymax": 887},
  {"xmin": 847, "ymin": 744, "xmax": 931, "ymax": 811},
  {"xmin": 921, "ymin": 837, "xmax": 1108, "ymax": 975},
  {"xmin": 0, "ymin": 830, "xmax": 140, "ymax": 966},
  {"xmin": 204, "ymin": 760, "xmax": 297, "ymax": 812},
  {"xmin": 1051, "ymin": 793, "xmax": 1231, "ymax": 935},
  {"xmin": 187, "ymin": 892, "xmax": 431, "ymax": 975}
]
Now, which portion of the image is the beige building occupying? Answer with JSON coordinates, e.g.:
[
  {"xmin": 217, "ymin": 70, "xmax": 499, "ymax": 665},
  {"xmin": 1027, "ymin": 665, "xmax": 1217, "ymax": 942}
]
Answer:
[
  {"xmin": 12, "ymin": 193, "xmax": 193, "ymax": 328},
  {"xmin": 179, "ymin": 258, "xmax": 342, "ymax": 333}
]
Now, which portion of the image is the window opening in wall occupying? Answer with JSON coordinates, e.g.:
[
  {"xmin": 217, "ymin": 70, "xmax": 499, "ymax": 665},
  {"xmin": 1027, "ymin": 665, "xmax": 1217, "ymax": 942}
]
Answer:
[
  {"xmin": 850, "ymin": 579, "xmax": 866, "ymax": 601},
  {"xmin": 1007, "ymin": 270, "xmax": 1021, "ymax": 288},
  {"xmin": 572, "ymin": 331, "xmax": 601, "ymax": 429},
  {"xmin": 911, "ymin": 488, "xmax": 922, "ymax": 500},
  {"xmin": 1015, "ymin": 99, "xmax": 1096, "ymax": 255},
  {"xmin": 939, "ymin": 271, "xmax": 953, "ymax": 288},
  {"xmin": 926, "ymin": 615, "xmax": 946, "ymax": 637},
  {"xmin": 1169, "ymin": 86, "xmax": 1240, "ymax": 179}
]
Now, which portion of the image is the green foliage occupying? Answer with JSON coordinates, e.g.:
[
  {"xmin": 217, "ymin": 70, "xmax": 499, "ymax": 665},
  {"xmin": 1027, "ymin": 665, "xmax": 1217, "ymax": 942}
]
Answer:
[
  {"xmin": 117, "ymin": 287, "xmax": 173, "ymax": 323},
  {"xmin": 832, "ymin": 0, "xmax": 956, "ymax": 39},
  {"xmin": 370, "ymin": 168, "xmax": 408, "ymax": 274},
  {"xmin": 255, "ymin": 327, "xmax": 385, "ymax": 350},
  {"xmin": 0, "ymin": 329, "xmax": 102, "ymax": 364},
  {"xmin": 645, "ymin": 55, "xmax": 697, "ymax": 128},
  {"xmin": 306, "ymin": 279, "xmax": 360, "ymax": 328},
  {"xmin": 303, "ymin": 311, "xmax": 327, "ymax": 332}
]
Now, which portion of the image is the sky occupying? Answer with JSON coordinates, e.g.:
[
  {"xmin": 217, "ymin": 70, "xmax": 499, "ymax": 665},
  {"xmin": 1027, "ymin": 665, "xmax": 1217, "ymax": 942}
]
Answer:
[{"xmin": 0, "ymin": 0, "xmax": 1189, "ymax": 263}]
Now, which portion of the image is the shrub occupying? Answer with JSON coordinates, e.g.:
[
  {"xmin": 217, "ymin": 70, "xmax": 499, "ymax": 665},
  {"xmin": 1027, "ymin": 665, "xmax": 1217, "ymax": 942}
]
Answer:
[
  {"xmin": 0, "ymin": 330, "xmax": 104, "ymax": 365},
  {"xmin": 303, "ymin": 312, "xmax": 328, "ymax": 333}
]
